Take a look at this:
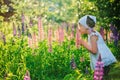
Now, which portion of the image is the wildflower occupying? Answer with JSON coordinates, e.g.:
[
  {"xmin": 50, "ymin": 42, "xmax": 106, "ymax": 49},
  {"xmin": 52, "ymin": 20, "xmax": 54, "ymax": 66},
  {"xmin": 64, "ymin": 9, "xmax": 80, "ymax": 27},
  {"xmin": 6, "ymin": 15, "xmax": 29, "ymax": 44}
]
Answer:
[
  {"xmin": 24, "ymin": 70, "xmax": 31, "ymax": 80},
  {"xmin": 100, "ymin": 27, "xmax": 104, "ymax": 39},
  {"xmin": 58, "ymin": 27, "xmax": 64, "ymax": 44},
  {"xmin": 80, "ymin": 57, "xmax": 84, "ymax": 62},
  {"xmin": 76, "ymin": 29, "xmax": 80, "ymax": 48},
  {"xmin": 29, "ymin": 18, "xmax": 33, "ymax": 27},
  {"xmin": 70, "ymin": 54, "xmax": 76, "ymax": 69},
  {"xmin": 18, "ymin": 26, "xmax": 21, "ymax": 37},
  {"xmin": 94, "ymin": 54, "xmax": 104, "ymax": 80},
  {"xmin": 28, "ymin": 33, "xmax": 32, "ymax": 48},
  {"xmin": 32, "ymin": 32, "xmax": 37, "ymax": 48},
  {"xmin": 38, "ymin": 17, "xmax": 44, "ymax": 41},
  {"xmin": 13, "ymin": 23, "xmax": 17, "ymax": 36},
  {"xmin": 22, "ymin": 23, "xmax": 24, "ymax": 35},
  {"xmin": 48, "ymin": 27, "xmax": 52, "ymax": 52},
  {"xmin": 85, "ymin": 66, "xmax": 89, "ymax": 74},
  {"xmin": 21, "ymin": 13, "xmax": 25, "ymax": 24}
]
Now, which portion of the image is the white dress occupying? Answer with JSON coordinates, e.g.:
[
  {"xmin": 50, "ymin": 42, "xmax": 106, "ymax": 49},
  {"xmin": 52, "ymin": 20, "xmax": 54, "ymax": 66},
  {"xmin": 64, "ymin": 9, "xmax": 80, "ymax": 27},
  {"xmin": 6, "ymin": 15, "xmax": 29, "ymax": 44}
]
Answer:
[{"xmin": 88, "ymin": 31, "xmax": 117, "ymax": 70}]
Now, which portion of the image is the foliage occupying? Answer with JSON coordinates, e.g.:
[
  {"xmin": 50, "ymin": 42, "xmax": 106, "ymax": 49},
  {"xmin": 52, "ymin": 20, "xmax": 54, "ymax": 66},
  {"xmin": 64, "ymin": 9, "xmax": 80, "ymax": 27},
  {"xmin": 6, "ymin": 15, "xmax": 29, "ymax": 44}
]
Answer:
[{"xmin": 0, "ymin": 36, "xmax": 94, "ymax": 80}]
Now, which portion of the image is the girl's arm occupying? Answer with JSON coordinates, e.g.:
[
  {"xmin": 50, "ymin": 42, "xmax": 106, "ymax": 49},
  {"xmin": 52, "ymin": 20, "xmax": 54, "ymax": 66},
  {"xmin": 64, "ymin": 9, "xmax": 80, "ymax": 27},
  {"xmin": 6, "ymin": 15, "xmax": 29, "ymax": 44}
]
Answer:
[{"xmin": 80, "ymin": 35, "xmax": 98, "ymax": 54}]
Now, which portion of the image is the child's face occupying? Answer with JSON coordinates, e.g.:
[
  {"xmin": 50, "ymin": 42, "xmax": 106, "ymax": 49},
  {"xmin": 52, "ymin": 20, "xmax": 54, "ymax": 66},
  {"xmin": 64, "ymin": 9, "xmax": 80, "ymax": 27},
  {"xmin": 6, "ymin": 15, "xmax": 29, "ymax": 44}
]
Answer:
[{"xmin": 78, "ymin": 24, "xmax": 88, "ymax": 34}]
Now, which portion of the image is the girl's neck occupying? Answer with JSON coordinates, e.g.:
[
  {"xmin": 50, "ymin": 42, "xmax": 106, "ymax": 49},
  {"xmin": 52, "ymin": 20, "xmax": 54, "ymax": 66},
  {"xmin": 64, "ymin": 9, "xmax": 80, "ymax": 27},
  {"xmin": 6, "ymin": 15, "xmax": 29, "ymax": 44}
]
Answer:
[{"xmin": 87, "ymin": 28, "xmax": 96, "ymax": 35}]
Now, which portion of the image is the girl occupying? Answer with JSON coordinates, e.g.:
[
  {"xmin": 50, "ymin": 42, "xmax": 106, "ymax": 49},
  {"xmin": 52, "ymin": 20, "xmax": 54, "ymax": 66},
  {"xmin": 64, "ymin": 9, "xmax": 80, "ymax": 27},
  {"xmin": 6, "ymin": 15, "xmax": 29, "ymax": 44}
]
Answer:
[{"xmin": 78, "ymin": 15, "xmax": 117, "ymax": 78}]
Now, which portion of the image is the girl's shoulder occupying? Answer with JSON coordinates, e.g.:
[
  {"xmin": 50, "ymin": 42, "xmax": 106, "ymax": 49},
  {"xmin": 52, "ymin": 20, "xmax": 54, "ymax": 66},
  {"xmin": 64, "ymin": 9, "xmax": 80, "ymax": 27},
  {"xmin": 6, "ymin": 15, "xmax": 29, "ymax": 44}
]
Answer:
[{"xmin": 89, "ymin": 31, "xmax": 99, "ymax": 37}]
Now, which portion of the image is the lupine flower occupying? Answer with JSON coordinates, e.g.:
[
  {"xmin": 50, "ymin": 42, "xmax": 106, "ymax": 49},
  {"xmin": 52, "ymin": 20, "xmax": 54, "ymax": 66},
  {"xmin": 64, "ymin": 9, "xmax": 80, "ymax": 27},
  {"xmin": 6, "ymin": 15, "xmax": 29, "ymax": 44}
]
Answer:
[
  {"xmin": 28, "ymin": 33, "xmax": 32, "ymax": 48},
  {"xmin": 118, "ymin": 32, "xmax": 120, "ymax": 41},
  {"xmin": 32, "ymin": 32, "xmax": 37, "ymax": 48},
  {"xmin": 22, "ymin": 23, "xmax": 25, "ymax": 35},
  {"xmin": 70, "ymin": 54, "xmax": 76, "ymax": 69},
  {"xmin": 17, "ymin": 26, "xmax": 21, "ymax": 37},
  {"xmin": 48, "ymin": 44, "xmax": 52, "ymax": 52},
  {"xmin": 109, "ymin": 31, "xmax": 114, "ymax": 42},
  {"xmin": 13, "ymin": 23, "xmax": 17, "ymax": 36},
  {"xmin": 70, "ymin": 32, "xmax": 74, "ymax": 39},
  {"xmin": 38, "ymin": 17, "xmax": 44, "ymax": 41},
  {"xmin": 29, "ymin": 18, "xmax": 33, "ymax": 27},
  {"xmin": 100, "ymin": 27, "xmax": 104, "ymax": 39},
  {"xmin": 85, "ymin": 66, "xmax": 89, "ymax": 74},
  {"xmin": 61, "ymin": 27, "xmax": 64, "ymax": 42},
  {"xmin": 94, "ymin": 54, "xmax": 104, "ymax": 80},
  {"xmin": 80, "ymin": 57, "xmax": 84, "ymax": 62},
  {"xmin": 58, "ymin": 27, "xmax": 64, "ymax": 44},
  {"xmin": 48, "ymin": 27, "xmax": 52, "ymax": 52},
  {"xmin": 110, "ymin": 23, "xmax": 113, "ymax": 31},
  {"xmin": 21, "ymin": 13, "xmax": 25, "ymax": 24},
  {"xmin": 24, "ymin": 70, "xmax": 31, "ymax": 80},
  {"xmin": 76, "ymin": 29, "xmax": 80, "ymax": 48},
  {"xmin": 54, "ymin": 29, "xmax": 58, "ymax": 41},
  {"xmin": 112, "ymin": 26, "xmax": 118, "ymax": 46}
]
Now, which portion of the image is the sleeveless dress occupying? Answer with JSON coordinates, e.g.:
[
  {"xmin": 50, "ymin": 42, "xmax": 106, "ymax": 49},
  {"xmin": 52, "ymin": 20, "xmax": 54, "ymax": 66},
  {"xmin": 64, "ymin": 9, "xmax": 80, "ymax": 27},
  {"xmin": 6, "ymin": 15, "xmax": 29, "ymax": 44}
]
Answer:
[{"xmin": 88, "ymin": 31, "xmax": 117, "ymax": 70}]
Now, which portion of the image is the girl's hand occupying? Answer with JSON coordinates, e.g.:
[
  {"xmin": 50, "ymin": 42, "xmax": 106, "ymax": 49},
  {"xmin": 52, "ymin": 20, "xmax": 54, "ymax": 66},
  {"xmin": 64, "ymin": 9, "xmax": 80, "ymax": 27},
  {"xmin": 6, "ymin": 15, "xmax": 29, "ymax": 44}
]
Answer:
[{"xmin": 79, "ymin": 38, "xmax": 83, "ymax": 46}]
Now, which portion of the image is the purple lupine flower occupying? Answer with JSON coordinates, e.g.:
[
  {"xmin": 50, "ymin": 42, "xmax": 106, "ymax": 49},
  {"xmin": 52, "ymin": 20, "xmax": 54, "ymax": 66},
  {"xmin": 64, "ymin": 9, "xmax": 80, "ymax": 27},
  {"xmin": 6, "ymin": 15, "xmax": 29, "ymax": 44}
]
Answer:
[
  {"xmin": 94, "ymin": 54, "xmax": 104, "ymax": 80},
  {"xmin": 112, "ymin": 27, "xmax": 118, "ymax": 46},
  {"xmin": 110, "ymin": 23, "xmax": 114, "ymax": 31},
  {"xmin": 70, "ymin": 54, "xmax": 76, "ymax": 69},
  {"xmin": 110, "ymin": 24, "xmax": 118, "ymax": 46},
  {"xmin": 13, "ymin": 23, "xmax": 17, "ymax": 36},
  {"xmin": 24, "ymin": 70, "xmax": 31, "ymax": 80}
]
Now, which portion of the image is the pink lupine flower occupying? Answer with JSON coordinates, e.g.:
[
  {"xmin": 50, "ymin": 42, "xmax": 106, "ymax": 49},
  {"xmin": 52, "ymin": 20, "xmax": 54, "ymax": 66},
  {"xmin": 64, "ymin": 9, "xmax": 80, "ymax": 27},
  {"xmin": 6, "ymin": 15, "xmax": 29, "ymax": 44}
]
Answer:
[
  {"xmin": 48, "ymin": 27, "xmax": 52, "ymax": 44},
  {"xmin": 70, "ymin": 24, "xmax": 75, "ymax": 39},
  {"xmin": 61, "ymin": 27, "xmax": 64, "ymax": 42},
  {"xmin": 13, "ymin": 23, "xmax": 17, "ymax": 36},
  {"xmin": 21, "ymin": 13, "xmax": 25, "ymax": 24},
  {"xmin": 48, "ymin": 27, "xmax": 52, "ymax": 52},
  {"xmin": 76, "ymin": 29, "xmax": 80, "ymax": 48},
  {"xmin": 38, "ymin": 17, "xmax": 44, "ymax": 41},
  {"xmin": 58, "ymin": 27, "xmax": 61, "ymax": 43},
  {"xmin": 58, "ymin": 27, "xmax": 64, "ymax": 44},
  {"xmin": 70, "ymin": 32, "xmax": 74, "ymax": 39},
  {"xmin": 48, "ymin": 44, "xmax": 52, "ymax": 52},
  {"xmin": 32, "ymin": 32, "xmax": 37, "ymax": 48},
  {"xmin": 28, "ymin": 33, "xmax": 32, "ymax": 48},
  {"xmin": 94, "ymin": 54, "xmax": 104, "ymax": 80},
  {"xmin": 24, "ymin": 70, "xmax": 31, "ymax": 80},
  {"xmin": 54, "ymin": 29, "xmax": 58, "ymax": 41}
]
